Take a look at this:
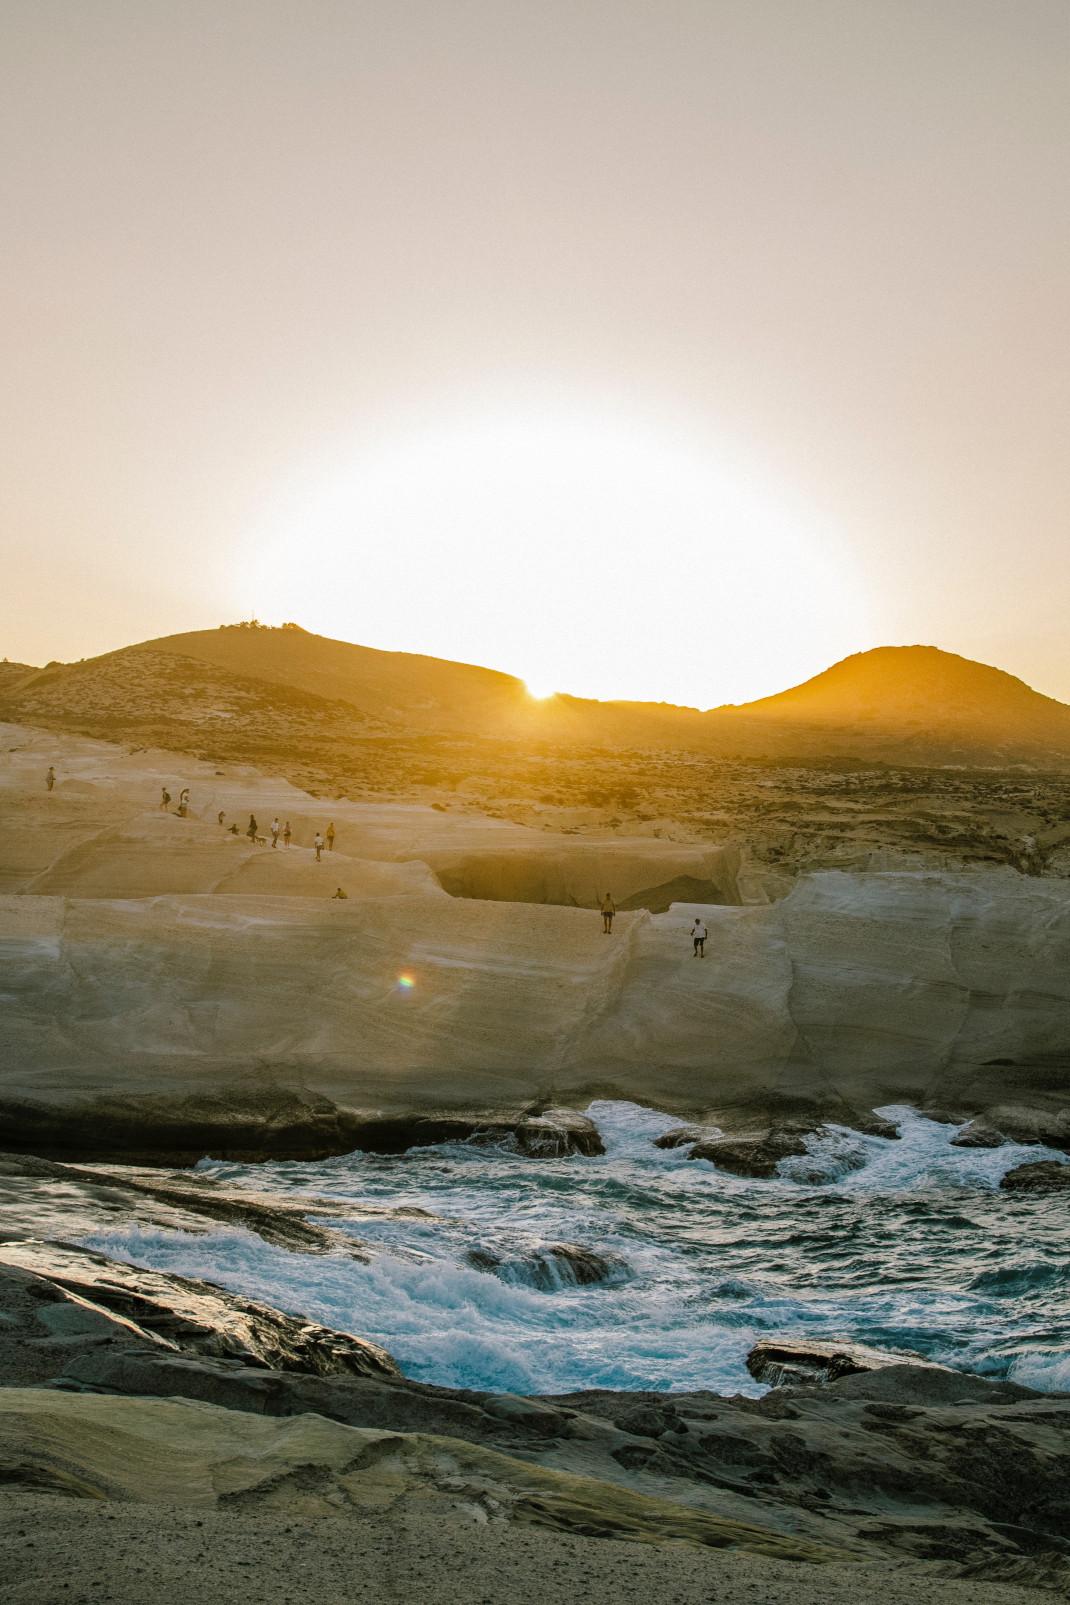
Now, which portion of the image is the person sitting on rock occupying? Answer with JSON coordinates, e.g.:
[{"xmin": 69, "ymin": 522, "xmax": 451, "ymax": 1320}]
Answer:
[
  {"xmin": 247, "ymin": 814, "xmax": 258, "ymax": 842},
  {"xmin": 326, "ymin": 821, "xmax": 336, "ymax": 851},
  {"xmin": 600, "ymin": 892, "xmax": 616, "ymax": 934},
  {"xmin": 228, "ymin": 822, "xmax": 240, "ymax": 835},
  {"xmin": 46, "ymin": 766, "xmax": 55, "ymax": 791},
  {"xmin": 691, "ymin": 918, "xmax": 708, "ymax": 958},
  {"xmin": 331, "ymin": 886, "xmax": 348, "ymax": 899},
  {"xmin": 314, "ymin": 831, "xmax": 325, "ymax": 861},
  {"xmin": 271, "ymin": 817, "xmax": 280, "ymax": 848}
]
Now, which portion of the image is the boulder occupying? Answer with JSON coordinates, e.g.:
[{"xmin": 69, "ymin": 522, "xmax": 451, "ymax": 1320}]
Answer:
[
  {"xmin": 1000, "ymin": 1160, "xmax": 1070, "ymax": 1193},
  {"xmin": 690, "ymin": 1123, "xmax": 818, "ymax": 1178},
  {"xmin": 747, "ymin": 1337, "xmax": 943, "ymax": 1388},
  {"xmin": 465, "ymin": 1241, "xmax": 627, "ymax": 1290},
  {"xmin": 513, "ymin": 1107, "xmax": 604, "ymax": 1158},
  {"xmin": 653, "ymin": 1124, "xmax": 719, "ymax": 1150},
  {"xmin": 950, "ymin": 1117, "xmax": 1007, "ymax": 1149}
]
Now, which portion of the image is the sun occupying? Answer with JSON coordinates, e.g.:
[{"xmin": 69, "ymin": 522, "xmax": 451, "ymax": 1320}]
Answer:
[{"xmin": 524, "ymin": 680, "xmax": 557, "ymax": 701}]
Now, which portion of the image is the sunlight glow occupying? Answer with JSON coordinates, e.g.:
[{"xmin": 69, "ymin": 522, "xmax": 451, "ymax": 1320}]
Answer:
[
  {"xmin": 397, "ymin": 973, "xmax": 416, "ymax": 990},
  {"xmin": 244, "ymin": 392, "xmax": 873, "ymax": 707},
  {"xmin": 524, "ymin": 680, "xmax": 557, "ymax": 701}
]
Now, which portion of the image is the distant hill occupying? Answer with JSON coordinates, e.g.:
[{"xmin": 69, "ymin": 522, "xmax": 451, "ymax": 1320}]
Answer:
[
  {"xmin": 3, "ymin": 625, "xmax": 1070, "ymax": 770},
  {"xmin": 715, "ymin": 645, "xmax": 1070, "ymax": 765}
]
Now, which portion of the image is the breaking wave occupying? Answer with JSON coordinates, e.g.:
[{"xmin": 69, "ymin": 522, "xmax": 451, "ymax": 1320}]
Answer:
[{"xmin": 81, "ymin": 1102, "xmax": 1070, "ymax": 1397}]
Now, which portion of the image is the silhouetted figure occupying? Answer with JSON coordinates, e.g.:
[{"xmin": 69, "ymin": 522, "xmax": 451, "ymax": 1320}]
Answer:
[
  {"xmin": 247, "ymin": 814, "xmax": 258, "ymax": 843},
  {"xmin": 326, "ymin": 821, "xmax": 336, "ymax": 852},
  {"xmin": 331, "ymin": 886, "xmax": 348, "ymax": 900},
  {"xmin": 217, "ymin": 810, "xmax": 225, "ymax": 826},
  {"xmin": 46, "ymin": 767, "xmax": 55, "ymax": 792},
  {"xmin": 691, "ymin": 918, "xmax": 708, "ymax": 958},
  {"xmin": 177, "ymin": 787, "xmax": 190, "ymax": 818},
  {"xmin": 601, "ymin": 893, "xmax": 616, "ymax": 934},
  {"xmin": 229, "ymin": 822, "xmax": 240, "ymax": 835},
  {"xmin": 314, "ymin": 831, "xmax": 324, "ymax": 862},
  {"xmin": 283, "ymin": 821, "xmax": 292, "ymax": 848},
  {"xmin": 271, "ymin": 817, "xmax": 280, "ymax": 848},
  {"xmin": 160, "ymin": 787, "xmax": 170, "ymax": 810}
]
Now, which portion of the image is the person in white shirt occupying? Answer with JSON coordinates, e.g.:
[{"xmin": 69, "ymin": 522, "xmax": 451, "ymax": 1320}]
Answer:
[
  {"xmin": 314, "ymin": 831, "xmax": 325, "ymax": 861},
  {"xmin": 691, "ymin": 918, "xmax": 708, "ymax": 958}
]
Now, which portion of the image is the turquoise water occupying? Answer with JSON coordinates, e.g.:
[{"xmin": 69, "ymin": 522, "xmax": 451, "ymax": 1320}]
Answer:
[{"xmin": 83, "ymin": 1102, "xmax": 1070, "ymax": 1396}]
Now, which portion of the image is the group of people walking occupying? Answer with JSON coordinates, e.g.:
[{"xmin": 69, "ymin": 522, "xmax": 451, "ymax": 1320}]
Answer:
[
  {"xmin": 599, "ymin": 891, "xmax": 709, "ymax": 956},
  {"xmin": 237, "ymin": 814, "xmax": 336, "ymax": 857}
]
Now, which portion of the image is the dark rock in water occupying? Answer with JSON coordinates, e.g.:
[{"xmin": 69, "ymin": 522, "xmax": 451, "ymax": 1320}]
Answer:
[
  {"xmin": 951, "ymin": 1117, "xmax": 1007, "ymax": 1149},
  {"xmin": 513, "ymin": 1107, "xmax": 604, "ymax": 1158},
  {"xmin": 1001, "ymin": 1160, "xmax": 1070, "ymax": 1192},
  {"xmin": 943, "ymin": 1103, "xmax": 1070, "ymax": 1153},
  {"xmin": 747, "ymin": 1337, "xmax": 943, "ymax": 1389},
  {"xmin": 465, "ymin": 1241, "xmax": 627, "ymax": 1291},
  {"xmin": 654, "ymin": 1125, "xmax": 718, "ymax": 1151},
  {"xmin": 850, "ymin": 1111, "xmax": 901, "ymax": 1140},
  {"xmin": 690, "ymin": 1124, "xmax": 816, "ymax": 1178},
  {"xmin": 0, "ymin": 1239, "xmax": 397, "ymax": 1379}
]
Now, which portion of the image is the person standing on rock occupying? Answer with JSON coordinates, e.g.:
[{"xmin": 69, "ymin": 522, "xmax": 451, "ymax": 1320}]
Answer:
[
  {"xmin": 600, "ymin": 892, "xmax": 616, "ymax": 934},
  {"xmin": 177, "ymin": 787, "xmax": 190, "ymax": 817},
  {"xmin": 217, "ymin": 810, "xmax": 225, "ymax": 826},
  {"xmin": 46, "ymin": 766, "xmax": 55, "ymax": 792},
  {"xmin": 247, "ymin": 814, "xmax": 258, "ymax": 843},
  {"xmin": 691, "ymin": 918, "xmax": 708, "ymax": 958},
  {"xmin": 283, "ymin": 820, "xmax": 292, "ymax": 848},
  {"xmin": 314, "ymin": 830, "xmax": 325, "ymax": 861},
  {"xmin": 160, "ymin": 787, "xmax": 171, "ymax": 810},
  {"xmin": 326, "ymin": 821, "xmax": 336, "ymax": 852},
  {"xmin": 271, "ymin": 817, "xmax": 280, "ymax": 849}
]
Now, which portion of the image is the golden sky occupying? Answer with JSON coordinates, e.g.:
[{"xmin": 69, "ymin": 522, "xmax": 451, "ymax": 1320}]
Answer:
[{"xmin": 2, "ymin": 1, "xmax": 1068, "ymax": 706}]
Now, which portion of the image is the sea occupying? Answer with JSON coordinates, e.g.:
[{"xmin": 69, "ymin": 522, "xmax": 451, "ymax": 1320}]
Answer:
[{"xmin": 82, "ymin": 1102, "xmax": 1070, "ymax": 1397}]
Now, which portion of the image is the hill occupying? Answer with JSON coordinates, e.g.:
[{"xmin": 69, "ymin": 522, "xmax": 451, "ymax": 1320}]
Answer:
[
  {"xmin": 3, "ymin": 625, "xmax": 1070, "ymax": 770},
  {"xmin": 715, "ymin": 645, "xmax": 1070, "ymax": 765}
]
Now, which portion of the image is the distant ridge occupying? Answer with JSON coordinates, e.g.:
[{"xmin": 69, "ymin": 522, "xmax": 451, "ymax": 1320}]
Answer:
[{"xmin": 3, "ymin": 625, "xmax": 1070, "ymax": 769}]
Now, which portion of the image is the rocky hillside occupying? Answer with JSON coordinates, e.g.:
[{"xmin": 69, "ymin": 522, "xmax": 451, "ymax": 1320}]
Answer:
[{"xmin": 4, "ymin": 625, "xmax": 1069, "ymax": 769}]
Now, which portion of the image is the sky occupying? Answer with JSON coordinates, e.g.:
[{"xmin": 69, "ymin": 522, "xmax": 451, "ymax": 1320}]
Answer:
[{"xmin": 1, "ymin": 0, "xmax": 1068, "ymax": 708}]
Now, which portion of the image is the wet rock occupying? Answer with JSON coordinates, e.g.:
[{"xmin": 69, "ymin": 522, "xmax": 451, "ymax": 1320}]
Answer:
[
  {"xmin": 982, "ymin": 1104, "xmax": 1070, "ymax": 1151},
  {"xmin": 465, "ymin": 1241, "xmax": 627, "ymax": 1291},
  {"xmin": 950, "ymin": 1117, "xmax": 1007, "ymax": 1148},
  {"xmin": 850, "ymin": 1111, "xmax": 901, "ymax": 1140},
  {"xmin": 690, "ymin": 1123, "xmax": 817, "ymax": 1178},
  {"xmin": 1000, "ymin": 1160, "xmax": 1070, "ymax": 1192},
  {"xmin": 747, "ymin": 1338, "xmax": 942, "ymax": 1389},
  {"xmin": 653, "ymin": 1125, "xmax": 718, "ymax": 1150},
  {"xmin": 0, "ymin": 1241, "xmax": 397, "ymax": 1379},
  {"xmin": 513, "ymin": 1108, "xmax": 604, "ymax": 1158}
]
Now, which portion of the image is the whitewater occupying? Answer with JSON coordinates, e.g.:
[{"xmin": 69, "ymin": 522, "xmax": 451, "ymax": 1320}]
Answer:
[{"xmin": 82, "ymin": 1103, "xmax": 1070, "ymax": 1397}]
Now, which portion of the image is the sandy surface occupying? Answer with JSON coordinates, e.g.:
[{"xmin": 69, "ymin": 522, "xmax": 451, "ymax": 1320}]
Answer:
[{"xmin": 0, "ymin": 1492, "xmax": 1053, "ymax": 1605}]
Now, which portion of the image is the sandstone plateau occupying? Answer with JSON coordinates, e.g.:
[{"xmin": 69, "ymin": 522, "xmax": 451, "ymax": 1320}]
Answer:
[{"xmin": 2, "ymin": 722, "xmax": 1069, "ymax": 1159}]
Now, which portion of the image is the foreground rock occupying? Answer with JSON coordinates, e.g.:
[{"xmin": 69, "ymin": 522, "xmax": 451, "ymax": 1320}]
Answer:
[
  {"xmin": 2, "ymin": 1254, "xmax": 1068, "ymax": 1590},
  {"xmin": 0, "ymin": 1243, "xmax": 397, "ymax": 1379}
]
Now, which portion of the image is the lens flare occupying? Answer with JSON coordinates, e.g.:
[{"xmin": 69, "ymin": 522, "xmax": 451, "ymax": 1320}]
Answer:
[{"xmin": 397, "ymin": 973, "xmax": 416, "ymax": 990}]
